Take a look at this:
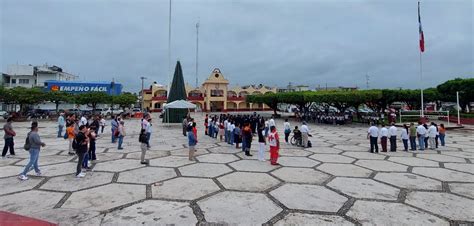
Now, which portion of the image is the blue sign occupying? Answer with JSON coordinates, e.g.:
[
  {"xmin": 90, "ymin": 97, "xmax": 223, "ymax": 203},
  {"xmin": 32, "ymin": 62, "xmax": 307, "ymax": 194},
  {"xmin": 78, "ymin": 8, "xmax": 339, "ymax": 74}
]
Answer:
[{"xmin": 44, "ymin": 80, "xmax": 122, "ymax": 95}]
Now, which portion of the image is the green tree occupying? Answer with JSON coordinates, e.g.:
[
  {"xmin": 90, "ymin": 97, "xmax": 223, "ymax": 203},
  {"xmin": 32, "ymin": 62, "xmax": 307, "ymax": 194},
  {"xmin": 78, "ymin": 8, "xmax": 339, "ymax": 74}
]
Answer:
[
  {"xmin": 113, "ymin": 93, "xmax": 138, "ymax": 110},
  {"xmin": 75, "ymin": 92, "xmax": 111, "ymax": 111},
  {"xmin": 437, "ymin": 78, "xmax": 474, "ymax": 112},
  {"xmin": 13, "ymin": 87, "xmax": 45, "ymax": 114},
  {"xmin": 45, "ymin": 91, "xmax": 72, "ymax": 113}
]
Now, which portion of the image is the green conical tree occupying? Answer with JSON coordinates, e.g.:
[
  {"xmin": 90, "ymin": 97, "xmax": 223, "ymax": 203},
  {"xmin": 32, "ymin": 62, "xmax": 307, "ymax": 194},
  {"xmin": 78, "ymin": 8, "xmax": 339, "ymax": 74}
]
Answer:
[{"xmin": 163, "ymin": 61, "xmax": 188, "ymax": 123}]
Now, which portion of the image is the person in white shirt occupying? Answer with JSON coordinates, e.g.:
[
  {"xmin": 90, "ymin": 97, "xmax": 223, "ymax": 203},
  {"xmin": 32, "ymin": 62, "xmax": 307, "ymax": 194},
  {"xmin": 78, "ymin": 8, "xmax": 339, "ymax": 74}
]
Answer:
[
  {"xmin": 300, "ymin": 122, "xmax": 310, "ymax": 148},
  {"xmin": 99, "ymin": 117, "xmax": 106, "ymax": 134},
  {"xmin": 427, "ymin": 122, "xmax": 437, "ymax": 150},
  {"xmin": 224, "ymin": 119, "xmax": 229, "ymax": 143},
  {"xmin": 380, "ymin": 124, "xmax": 388, "ymax": 152},
  {"xmin": 367, "ymin": 123, "xmax": 379, "ymax": 153},
  {"xmin": 269, "ymin": 117, "xmax": 276, "ymax": 128},
  {"xmin": 388, "ymin": 122, "xmax": 398, "ymax": 152},
  {"xmin": 416, "ymin": 122, "xmax": 427, "ymax": 151},
  {"xmin": 283, "ymin": 119, "xmax": 291, "ymax": 144},
  {"xmin": 227, "ymin": 121, "xmax": 234, "ymax": 145},
  {"xmin": 400, "ymin": 124, "xmax": 409, "ymax": 151},
  {"xmin": 80, "ymin": 115, "xmax": 87, "ymax": 127}
]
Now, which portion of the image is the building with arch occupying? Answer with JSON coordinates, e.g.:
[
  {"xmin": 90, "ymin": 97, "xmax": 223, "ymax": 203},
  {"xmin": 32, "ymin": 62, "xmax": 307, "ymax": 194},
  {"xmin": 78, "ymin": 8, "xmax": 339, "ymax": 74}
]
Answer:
[{"xmin": 142, "ymin": 68, "xmax": 277, "ymax": 112}]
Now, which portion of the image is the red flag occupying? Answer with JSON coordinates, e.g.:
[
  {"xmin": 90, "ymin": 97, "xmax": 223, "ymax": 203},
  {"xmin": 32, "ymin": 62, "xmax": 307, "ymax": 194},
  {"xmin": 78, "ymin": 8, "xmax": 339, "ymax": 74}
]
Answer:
[{"xmin": 418, "ymin": 2, "xmax": 425, "ymax": 52}]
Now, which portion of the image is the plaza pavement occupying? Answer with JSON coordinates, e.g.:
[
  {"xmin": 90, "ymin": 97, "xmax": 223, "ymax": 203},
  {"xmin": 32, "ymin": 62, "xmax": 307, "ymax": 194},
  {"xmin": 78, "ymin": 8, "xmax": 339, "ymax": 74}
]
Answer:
[{"xmin": 0, "ymin": 112, "xmax": 473, "ymax": 225}]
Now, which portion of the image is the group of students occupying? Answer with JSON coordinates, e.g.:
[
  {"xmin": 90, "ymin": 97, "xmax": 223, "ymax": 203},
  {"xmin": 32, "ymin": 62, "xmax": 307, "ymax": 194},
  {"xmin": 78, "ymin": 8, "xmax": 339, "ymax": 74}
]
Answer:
[
  {"xmin": 367, "ymin": 121, "xmax": 446, "ymax": 153},
  {"xmin": 200, "ymin": 113, "xmax": 284, "ymax": 165}
]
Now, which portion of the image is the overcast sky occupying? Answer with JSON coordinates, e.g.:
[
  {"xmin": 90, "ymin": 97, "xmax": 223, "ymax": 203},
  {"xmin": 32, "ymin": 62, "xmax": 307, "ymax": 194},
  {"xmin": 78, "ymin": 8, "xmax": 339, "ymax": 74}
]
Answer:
[{"xmin": 1, "ymin": 0, "xmax": 472, "ymax": 92}]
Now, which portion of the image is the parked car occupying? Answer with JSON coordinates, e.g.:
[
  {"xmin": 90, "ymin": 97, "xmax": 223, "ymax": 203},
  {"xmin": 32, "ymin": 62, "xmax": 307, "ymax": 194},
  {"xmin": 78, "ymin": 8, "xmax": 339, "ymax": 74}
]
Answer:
[
  {"xmin": 101, "ymin": 108, "xmax": 124, "ymax": 116},
  {"xmin": 131, "ymin": 108, "xmax": 141, "ymax": 117},
  {"xmin": 0, "ymin": 111, "xmax": 8, "ymax": 119}
]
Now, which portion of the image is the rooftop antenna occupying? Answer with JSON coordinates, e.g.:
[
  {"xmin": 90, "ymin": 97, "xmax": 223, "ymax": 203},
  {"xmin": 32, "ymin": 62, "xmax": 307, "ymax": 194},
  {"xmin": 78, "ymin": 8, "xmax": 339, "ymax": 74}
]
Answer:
[
  {"xmin": 195, "ymin": 18, "xmax": 200, "ymax": 88},
  {"xmin": 366, "ymin": 73, "xmax": 370, "ymax": 89}
]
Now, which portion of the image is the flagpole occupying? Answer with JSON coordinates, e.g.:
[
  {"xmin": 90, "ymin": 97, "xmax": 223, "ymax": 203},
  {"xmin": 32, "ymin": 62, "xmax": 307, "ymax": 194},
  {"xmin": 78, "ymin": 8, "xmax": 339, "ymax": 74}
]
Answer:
[{"xmin": 420, "ymin": 51, "xmax": 424, "ymax": 118}]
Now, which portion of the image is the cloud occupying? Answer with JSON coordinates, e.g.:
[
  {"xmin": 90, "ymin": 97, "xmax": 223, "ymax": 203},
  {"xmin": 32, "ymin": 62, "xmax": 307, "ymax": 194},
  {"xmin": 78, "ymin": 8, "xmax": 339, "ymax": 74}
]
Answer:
[{"xmin": 1, "ymin": 0, "xmax": 472, "ymax": 92}]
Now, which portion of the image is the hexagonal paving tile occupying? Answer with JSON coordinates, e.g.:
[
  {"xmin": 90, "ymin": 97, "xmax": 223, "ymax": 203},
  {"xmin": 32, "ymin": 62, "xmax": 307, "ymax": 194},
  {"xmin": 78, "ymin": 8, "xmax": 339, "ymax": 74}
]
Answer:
[
  {"xmin": 342, "ymin": 152, "xmax": 386, "ymax": 160},
  {"xmin": 277, "ymin": 156, "xmax": 320, "ymax": 167},
  {"xmin": 416, "ymin": 154, "xmax": 466, "ymax": 163},
  {"xmin": 387, "ymin": 156, "xmax": 439, "ymax": 167},
  {"xmin": 218, "ymin": 172, "xmax": 280, "ymax": 191},
  {"xmin": 178, "ymin": 163, "xmax": 233, "ymax": 178},
  {"xmin": 125, "ymin": 150, "xmax": 170, "ymax": 160},
  {"xmin": 317, "ymin": 163, "xmax": 372, "ymax": 177},
  {"xmin": 374, "ymin": 172, "xmax": 442, "ymax": 190},
  {"xmin": 305, "ymin": 147, "xmax": 343, "ymax": 154},
  {"xmin": 92, "ymin": 159, "xmax": 144, "ymax": 172},
  {"xmin": 0, "ymin": 176, "xmax": 43, "ymax": 195},
  {"xmin": 62, "ymin": 183, "xmax": 145, "ymax": 211},
  {"xmin": 412, "ymin": 167, "xmax": 474, "ymax": 182},
  {"xmin": 448, "ymin": 183, "xmax": 474, "ymax": 199},
  {"xmin": 0, "ymin": 157, "xmax": 21, "ymax": 166},
  {"xmin": 41, "ymin": 172, "xmax": 114, "ymax": 191},
  {"xmin": 117, "ymin": 167, "xmax": 176, "ymax": 184},
  {"xmin": 441, "ymin": 151, "xmax": 474, "ymax": 159},
  {"xmin": 0, "ymin": 190, "xmax": 64, "ymax": 215},
  {"xmin": 101, "ymin": 200, "xmax": 197, "ymax": 225},
  {"xmin": 278, "ymin": 149, "xmax": 312, "ymax": 157},
  {"xmin": 406, "ymin": 191, "xmax": 474, "ymax": 221},
  {"xmin": 229, "ymin": 160, "xmax": 278, "ymax": 172},
  {"xmin": 355, "ymin": 160, "xmax": 408, "ymax": 172},
  {"xmin": 207, "ymin": 146, "xmax": 241, "ymax": 154},
  {"xmin": 29, "ymin": 208, "xmax": 102, "ymax": 226},
  {"xmin": 333, "ymin": 145, "xmax": 367, "ymax": 152},
  {"xmin": 34, "ymin": 162, "xmax": 77, "ymax": 176},
  {"xmin": 198, "ymin": 191, "xmax": 282, "ymax": 225},
  {"xmin": 270, "ymin": 184, "xmax": 347, "ymax": 212},
  {"xmin": 16, "ymin": 155, "xmax": 74, "ymax": 166},
  {"xmin": 347, "ymin": 200, "xmax": 448, "ymax": 225},
  {"xmin": 94, "ymin": 152, "xmax": 125, "ymax": 162},
  {"xmin": 328, "ymin": 178, "xmax": 399, "ymax": 200},
  {"xmin": 148, "ymin": 156, "xmax": 195, "ymax": 168},
  {"xmin": 443, "ymin": 163, "xmax": 474, "ymax": 174},
  {"xmin": 309, "ymin": 154, "xmax": 355, "ymax": 163},
  {"xmin": 0, "ymin": 165, "xmax": 25, "ymax": 178},
  {"xmin": 271, "ymin": 167, "xmax": 330, "ymax": 184},
  {"xmin": 275, "ymin": 213, "xmax": 354, "ymax": 226},
  {"xmin": 196, "ymin": 153, "xmax": 239, "ymax": 163},
  {"xmin": 170, "ymin": 148, "xmax": 209, "ymax": 157},
  {"xmin": 152, "ymin": 177, "xmax": 220, "ymax": 200}
]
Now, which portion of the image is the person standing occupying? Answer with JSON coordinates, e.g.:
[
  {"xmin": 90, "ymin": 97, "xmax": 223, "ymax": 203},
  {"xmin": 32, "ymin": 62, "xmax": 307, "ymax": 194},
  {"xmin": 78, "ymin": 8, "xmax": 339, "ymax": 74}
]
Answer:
[
  {"xmin": 438, "ymin": 124, "xmax": 446, "ymax": 147},
  {"xmin": 187, "ymin": 125, "xmax": 197, "ymax": 161},
  {"xmin": 423, "ymin": 123, "xmax": 429, "ymax": 149},
  {"xmin": 257, "ymin": 124, "xmax": 266, "ymax": 161},
  {"xmin": 416, "ymin": 122, "xmax": 427, "ymax": 151},
  {"xmin": 19, "ymin": 122, "xmax": 45, "ymax": 180},
  {"xmin": 99, "ymin": 116, "xmax": 106, "ymax": 134},
  {"xmin": 2, "ymin": 117, "xmax": 16, "ymax": 158},
  {"xmin": 380, "ymin": 124, "xmax": 388, "ymax": 152},
  {"xmin": 428, "ymin": 122, "xmax": 437, "ymax": 150},
  {"xmin": 234, "ymin": 123, "xmax": 241, "ymax": 149},
  {"xmin": 283, "ymin": 119, "xmax": 291, "ymax": 144},
  {"xmin": 224, "ymin": 118, "xmax": 229, "ymax": 143},
  {"xmin": 182, "ymin": 116, "xmax": 188, "ymax": 137},
  {"xmin": 88, "ymin": 125, "xmax": 97, "ymax": 162},
  {"xmin": 117, "ymin": 121, "xmax": 126, "ymax": 150},
  {"xmin": 268, "ymin": 126, "xmax": 280, "ymax": 165},
  {"xmin": 229, "ymin": 121, "xmax": 235, "ymax": 145},
  {"xmin": 401, "ymin": 124, "xmax": 409, "ymax": 151},
  {"xmin": 75, "ymin": 125, "xmax": 88, "ymax": 178},
  {"xmin": 243, "ymin": 123, "xmax": 253, "ymax": 156},
  {"xmin": 204, "ymin": 114, "xmax": 209, "ymax": 135},
  {"xmin": 300, "ymin": 122, "xmax": 310, "ymax": 148},
  {"xmin": 388, "ymin": 122, "xmax": 398, "ymax": 152},
  {"xmin": 57, "ymin": 113, "xmax": 65, "ymax": 138},
  {"xmin": 66, "ymin": 123, "xmax": 76, "ymax": 155},
  {"xmin": 139, "ymin": 129, "xmax": 148, "ymax": 164},
  {"xmin": 367, "ymin": 122, "xmax": 379, "ymax": 153},
  {"xmin": 79, "ymin": 114, "xmax": 87, "ymax": 127},
  {"xmin": 218, "ymin": 120, "xmax": 225, "ymax": 142},
  {"xmin": 409, "ymin": 123, "xmax": 417, "ymax": 151},
  {"xmin": 111, "ymin": 115, "xmax": 118, "ymax": 143}
]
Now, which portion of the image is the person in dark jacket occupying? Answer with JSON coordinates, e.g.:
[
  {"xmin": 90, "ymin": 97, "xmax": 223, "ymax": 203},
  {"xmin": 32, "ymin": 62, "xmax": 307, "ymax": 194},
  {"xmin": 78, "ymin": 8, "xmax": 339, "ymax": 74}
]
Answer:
[
  {"xmin": 257, "ymin": 124, "xmax": 266, "ymax": 161},
  {"xmin": 75, "ymin": 125, "xmax": 89, "ymax": 178}
]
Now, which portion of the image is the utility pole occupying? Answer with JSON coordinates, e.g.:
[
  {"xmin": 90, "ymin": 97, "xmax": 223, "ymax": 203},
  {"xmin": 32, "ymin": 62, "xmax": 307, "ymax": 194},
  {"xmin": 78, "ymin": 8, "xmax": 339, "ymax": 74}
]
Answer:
[
  {"xmin": 167, "ymin": 0, "xmax": 172, "ymax": 96},
  {"xmin": 195, "ymin": 20, "xmax": 200, "ymax": 88},
  {"xmin": 140, "ymin": 76, "xmax": 147, "ymax": 112},
  {"xmin": 366, "ymin": 73, "xmax": 370, "ymax": 89}
]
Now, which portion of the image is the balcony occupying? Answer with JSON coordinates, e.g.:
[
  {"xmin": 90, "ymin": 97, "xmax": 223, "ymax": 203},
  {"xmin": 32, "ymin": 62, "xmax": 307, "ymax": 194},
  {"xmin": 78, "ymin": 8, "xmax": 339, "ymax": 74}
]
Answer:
[
  {"xmin": 152, "ymin": 96, "xmax": 167, "ymax": 101},
  {"xmin": 227, "ymin": 96, "xmax": 245, "ymax": 101},
  {"xmin": 187, "ymin": 96, "xmax": 204, "ymax": 101}
]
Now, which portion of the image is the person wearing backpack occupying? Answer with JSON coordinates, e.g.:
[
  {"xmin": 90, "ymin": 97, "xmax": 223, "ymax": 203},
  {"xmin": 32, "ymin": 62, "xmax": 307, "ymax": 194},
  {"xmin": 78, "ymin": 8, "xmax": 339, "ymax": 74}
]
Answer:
[
  {"xmin": 75, "ymin": 125, "xmax": 89, "ymax": 178},
  {"xmin": 19, "ymin": 122, "xmax": 45, "ymax": 180},
  {"xmin": 138, "ymin": 129, "xmax": 148, "ymax": 164}
]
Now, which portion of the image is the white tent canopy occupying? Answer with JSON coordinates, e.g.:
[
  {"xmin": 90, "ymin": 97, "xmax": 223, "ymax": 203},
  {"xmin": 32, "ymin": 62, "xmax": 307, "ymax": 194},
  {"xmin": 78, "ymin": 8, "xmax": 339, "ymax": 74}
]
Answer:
[{"xmin": 163, "ymin": 100, "xmax": 196, "ymax": 109}]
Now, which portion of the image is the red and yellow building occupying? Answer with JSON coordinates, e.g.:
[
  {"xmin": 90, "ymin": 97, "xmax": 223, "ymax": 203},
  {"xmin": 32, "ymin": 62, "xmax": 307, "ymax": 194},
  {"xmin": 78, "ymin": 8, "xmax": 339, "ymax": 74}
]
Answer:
[{"xmin": 143, "ymin": 68, "xmax": 276, "ymax": 112}]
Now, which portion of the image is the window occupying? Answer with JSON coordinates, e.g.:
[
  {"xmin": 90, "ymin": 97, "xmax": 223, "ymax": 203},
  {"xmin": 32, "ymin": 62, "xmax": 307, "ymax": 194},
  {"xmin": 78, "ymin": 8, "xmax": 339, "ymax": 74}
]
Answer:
[
  {"xmin": 19, "ymin": 79, "xmax": 29, "ymax": 84},
  {"xmin": 210, "ymin": 89, "xmax": 224, "ymax": 97},
  {"xmin": 11, "ymin": 79, "xmax": 16, "ymax": 84}
]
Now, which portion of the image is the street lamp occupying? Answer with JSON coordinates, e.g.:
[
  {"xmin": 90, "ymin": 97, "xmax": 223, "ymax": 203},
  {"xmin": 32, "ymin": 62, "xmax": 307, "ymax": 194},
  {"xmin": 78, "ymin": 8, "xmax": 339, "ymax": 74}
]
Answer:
[{"xmin": 140, "ymin": 76, "xmax": 147, "ymax": 112}]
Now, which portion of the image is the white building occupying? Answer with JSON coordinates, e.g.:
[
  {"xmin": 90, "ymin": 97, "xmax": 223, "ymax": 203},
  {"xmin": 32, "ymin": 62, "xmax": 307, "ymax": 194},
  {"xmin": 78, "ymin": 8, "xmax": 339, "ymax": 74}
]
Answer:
[{"xmin": 2, "ymin": 64, "xmax": 77, "ymax": 88}]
